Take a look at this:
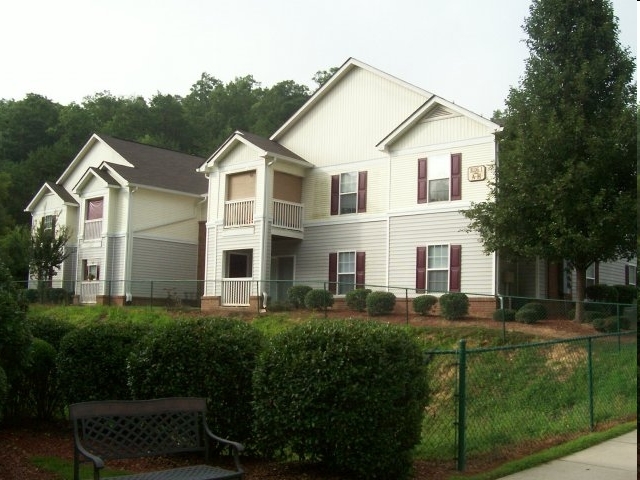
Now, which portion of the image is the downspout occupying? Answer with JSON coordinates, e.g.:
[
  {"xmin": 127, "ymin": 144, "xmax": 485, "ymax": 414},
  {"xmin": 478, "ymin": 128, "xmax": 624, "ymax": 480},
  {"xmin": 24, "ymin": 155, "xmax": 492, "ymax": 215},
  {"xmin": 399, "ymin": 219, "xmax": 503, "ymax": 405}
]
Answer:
[
  {"xmin": 124, "ymin": 186, "xmax": 137, "ymax": 301},
  {"xmin": 492, "ymin": 129, "xmax": 500, "ymax": 296}
]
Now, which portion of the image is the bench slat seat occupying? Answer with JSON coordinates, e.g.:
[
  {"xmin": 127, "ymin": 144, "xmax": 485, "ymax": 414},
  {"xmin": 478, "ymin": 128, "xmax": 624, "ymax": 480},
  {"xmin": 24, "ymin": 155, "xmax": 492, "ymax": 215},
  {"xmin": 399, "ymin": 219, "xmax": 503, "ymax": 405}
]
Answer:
[{"xmin": 70, "ymin": 397, "xmax": 244, "ymax": 480}]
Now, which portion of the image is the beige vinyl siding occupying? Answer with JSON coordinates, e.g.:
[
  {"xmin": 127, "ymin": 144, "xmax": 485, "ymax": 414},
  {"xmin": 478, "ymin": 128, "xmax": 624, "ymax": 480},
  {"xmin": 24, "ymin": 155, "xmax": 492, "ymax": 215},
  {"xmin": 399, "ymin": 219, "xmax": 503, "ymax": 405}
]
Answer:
[
  {"xmin": 389, "ymin": 138, "xmax": 496, "ymax": 213},
  {"xmin": 388, "ymin": 211, "xmax": 493, "ymax": 295},
  {"xmin": 131, "ymin": 189, "xmax": 200, "ymax": 242},
  {"xmin": 391, "ymin": 114, "xmax": 496, "ymax": 151},
  {"xmin": 290, "ymin": 220, "xmax": 388, "ymax": 289},
  {"xmin": 106, "ymin": 236, "xmax": 126, "ymax": 295},
  {"xmin": 594, "ymin": 259, "xmax": 635, "ymax": 287},
  {"xmin": 61, "ymin": 141, "xmax": 129, "ymax": 193},
  {"xmin": 278, "ymin": 67, "xmax": 428, "ymax": 167}
]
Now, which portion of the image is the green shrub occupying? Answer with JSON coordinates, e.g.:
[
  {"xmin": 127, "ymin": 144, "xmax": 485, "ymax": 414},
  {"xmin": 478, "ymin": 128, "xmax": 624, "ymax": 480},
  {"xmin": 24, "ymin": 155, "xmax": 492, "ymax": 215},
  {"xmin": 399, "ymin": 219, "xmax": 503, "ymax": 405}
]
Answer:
[
  {"xmin": 127, "ymin": 317, "xmax": 265, "ymax": 443},
  {"xmin": 0, "ymin": 367, "xmax": 7, "ymax": 423},
  {"xmin": 22, "ymin": 338, "xmax": 62, "ymax": 420},
  {"xmin": 519, "ymin": 302, "xmax": 547, "ymax": 320},
  {"xmin": 492, "ymin": 309, "xmax": 516, "ymax": 322},
  {"xmin": 27, "ymin": 314, "xmax": 75, "ymax": 349},
  {"xmin": 253, "ymin": 320, "xmax": 428, "ymax": 479},
  {"xmin": 413, "ymin": 295, "xmax": 438, "ymax": 316},
  {"xmin": 585, "ymin": 284, "xmax": 617, "ymax": 303},
  {"xmin": 287, "ymin": 285, "xmax": 313, "ymax": 309},
  {"xmin": 439, "ymin": 293, "xmax": 469, "ymax": 320},
  {"xmin": 515, "ymin": 307, "xmax": 540, "ymax": 324},
  {"xmin": 304, "ymin": 289, "xmax": 334, "ymax": 310},
  {"xmin": 345, "ymin": 288, "xmax": 371, "ymax": 312},
  {"xmin": 57, "ymin": 321, "xmax": 149, "ymax": 404},
  {"xmin": 612, "ymin": 285, "xmax": 637, "ymax": 305},
  {"xmin": 366, "ymin": 291, "xmax": 396, "ymax": 316},
  {"xmin": 593, "ymin": 316, "xmax": 630, "ymax": 333}
]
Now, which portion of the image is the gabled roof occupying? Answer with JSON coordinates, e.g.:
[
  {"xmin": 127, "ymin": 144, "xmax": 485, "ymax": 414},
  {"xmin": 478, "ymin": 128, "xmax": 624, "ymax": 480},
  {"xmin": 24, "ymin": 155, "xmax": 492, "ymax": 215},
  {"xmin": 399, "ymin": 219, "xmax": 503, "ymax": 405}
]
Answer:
[
  {"xmin": 98, "ymin": 135, "xmax": 208, "ymax": 195},
  {"xmin": 73, "ymin": 167, "xmax": 120, "ymax": 193},
  {"xmin": 270, "ymin": 57, "xmax": 434, "ymax": 142},
  {"xmin": 25, "ymin": 181, "xmax": 79, "ymax": 212},
  {"xmin": 198, "ymin": 130, "xmax": 312, "ymax": 172},
  {"xmin": 377, "ymin": 96, "xmax": 502, "ymax": 150}
]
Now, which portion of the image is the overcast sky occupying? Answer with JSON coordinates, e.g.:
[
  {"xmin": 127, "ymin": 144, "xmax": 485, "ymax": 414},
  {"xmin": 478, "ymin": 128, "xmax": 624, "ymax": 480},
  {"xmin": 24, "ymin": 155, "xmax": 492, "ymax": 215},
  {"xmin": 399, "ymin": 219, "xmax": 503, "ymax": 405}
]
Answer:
[{"xmin": 0, "ymin": 0, "xmax": 636, "ymax": 119}]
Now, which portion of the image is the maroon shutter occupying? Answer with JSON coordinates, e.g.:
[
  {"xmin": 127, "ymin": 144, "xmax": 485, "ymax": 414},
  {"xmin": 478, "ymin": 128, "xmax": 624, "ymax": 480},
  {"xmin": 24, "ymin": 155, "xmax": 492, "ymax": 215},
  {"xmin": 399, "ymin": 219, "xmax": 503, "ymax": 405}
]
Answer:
[
  {"xmin": 417, "ymin": 159, "xmax": 427, "ymax": 203},
  {"xmin": 328, "ymin": 252, "xmax": 337, "ymax": 294},
  {"xmin": 330, "ymin": 175, "xmax": 339, "ymax": 215},
  {"xmin": 357, "ymin": 171, "xmax": 367, "ymax": 213},
  {"xmin": 96, "ymin": 265, "xmax": 101, "ymax": 281},
  {"xmin": 416, "ymin": 247, "xmax": 426, "ymax": 292},
  {"xmin": 624, "ymin": 265, "xmax": 629, "ymax": 285},
  {"xmin": 449, "ymin": 245, "xmax": 461, "ymax": 292},
  {"xmin": 356, "ymin": 251, "xmax": 366, "ymax": 288},
  {"xmin": 451, "ymin": 154, "xmax": 461, "ymax": 201}
]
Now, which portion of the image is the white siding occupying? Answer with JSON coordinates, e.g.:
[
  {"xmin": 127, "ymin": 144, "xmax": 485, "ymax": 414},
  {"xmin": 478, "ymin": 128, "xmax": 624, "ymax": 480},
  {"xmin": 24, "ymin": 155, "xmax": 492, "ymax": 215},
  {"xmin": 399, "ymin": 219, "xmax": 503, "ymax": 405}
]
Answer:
[
  {"xmin": 60, "ymin": 140, "xmax": 129, "ymax": 193},
  {"xmin": 131, "ymin": 189, "xmax": 200, "ymax": 242},
  {"xmin": 388, "ymin": 211, "xmax": 493, "ymax": 295},
  {"xmin": 278, "ymin": 67, "xmax": 428, "ymax": 167}
]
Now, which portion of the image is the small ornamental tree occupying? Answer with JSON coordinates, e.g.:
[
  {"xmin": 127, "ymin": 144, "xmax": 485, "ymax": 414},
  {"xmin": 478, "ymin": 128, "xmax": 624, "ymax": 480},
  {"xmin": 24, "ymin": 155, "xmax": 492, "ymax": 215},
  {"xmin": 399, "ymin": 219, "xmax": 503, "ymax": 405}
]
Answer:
[{"xmin": 29, "ymin": 216, "xmax": 71, "ymax": 290}]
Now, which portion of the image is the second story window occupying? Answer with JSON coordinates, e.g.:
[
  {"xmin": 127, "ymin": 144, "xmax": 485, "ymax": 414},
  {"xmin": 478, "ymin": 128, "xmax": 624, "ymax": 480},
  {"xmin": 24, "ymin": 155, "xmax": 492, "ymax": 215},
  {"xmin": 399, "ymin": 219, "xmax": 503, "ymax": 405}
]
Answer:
[
  {"xmin": 43, "ymin": 215, "xmax": 56, "ymax": 231},
  {"xmin": 418, "ymin": 153, "xmax": 462, "ymax": 203},
  {"xmin": 331, "ymin": 171, "xmax": 367, "ymax": 215},
  {"xmin": 86, "ymin": 198, "xmax": 103, "ymax": 220},
  {"xmin": 84, "ymin": 197, "xmax": 103, "ymax": 240}
]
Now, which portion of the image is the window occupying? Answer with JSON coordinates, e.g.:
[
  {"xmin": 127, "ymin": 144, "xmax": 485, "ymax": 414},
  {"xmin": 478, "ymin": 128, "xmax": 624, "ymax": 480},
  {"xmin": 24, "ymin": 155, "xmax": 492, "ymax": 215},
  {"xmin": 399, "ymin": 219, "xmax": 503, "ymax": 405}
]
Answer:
[
  {"xmin": 331, "ymin": 172, "xmax": 367, "ymax": 215},
  {"xmin": 586, "ymin": 263, "xmax": 597, "ymax": 287},
  {"xmin": 416, "ymin": 244, "xmax": 461, "ymax": 292},
  {"xmin": 417, "ymin": 154, "xmax": 461, "ymax": 203},
  {"xmin": 82, "ymin": 260, "xmax": 100, "ymax": 281},
  {"xmin": 625, "ymin": 264, "xmax": 636, "ymax": 286},
  {"xmin": 328, "ymin": 251, "xmax": 365, "ymax": 294},
  {"xmin": 43, "ymin": 215, "xmax": 55, "ymax": 231},
  {"xmin": 86, "ymin": 198, "xmax": 104, "ymax": 220}
]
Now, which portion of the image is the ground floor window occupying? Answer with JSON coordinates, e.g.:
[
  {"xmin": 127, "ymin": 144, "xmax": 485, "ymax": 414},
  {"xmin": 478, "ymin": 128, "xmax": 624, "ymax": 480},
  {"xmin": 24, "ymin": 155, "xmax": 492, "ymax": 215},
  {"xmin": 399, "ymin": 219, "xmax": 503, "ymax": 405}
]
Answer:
[{"xmin": 82, "ymin": 260, "xmax": 100, "ymax": 281}]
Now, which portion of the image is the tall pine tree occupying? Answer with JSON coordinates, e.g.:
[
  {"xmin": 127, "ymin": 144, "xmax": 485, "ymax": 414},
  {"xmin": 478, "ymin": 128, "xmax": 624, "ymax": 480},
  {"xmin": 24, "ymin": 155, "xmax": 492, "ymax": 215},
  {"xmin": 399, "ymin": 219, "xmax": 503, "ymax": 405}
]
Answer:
[{"xmin": 464, "ymin": 0, "xmax": 636, "ymax": 321}]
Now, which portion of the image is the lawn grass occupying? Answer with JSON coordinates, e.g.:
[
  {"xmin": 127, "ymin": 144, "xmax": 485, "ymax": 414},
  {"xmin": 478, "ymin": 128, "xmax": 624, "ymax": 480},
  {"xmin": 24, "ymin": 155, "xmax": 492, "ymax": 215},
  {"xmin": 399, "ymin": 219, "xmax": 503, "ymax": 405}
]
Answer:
[{"xmin": 30, "ymin": 456, "xmax": 130, "ymax": 479}]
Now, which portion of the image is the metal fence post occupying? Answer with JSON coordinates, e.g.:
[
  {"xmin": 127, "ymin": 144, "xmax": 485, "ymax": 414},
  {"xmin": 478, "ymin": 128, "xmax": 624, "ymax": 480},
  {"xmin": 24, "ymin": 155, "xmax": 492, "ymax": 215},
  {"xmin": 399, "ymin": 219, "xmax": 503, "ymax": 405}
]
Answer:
[
  {"xmin": 150, "ymin": 281, "xmax": 154, "ymax": 309},
  {"xmin": 587, "ymin": 337, "xmax": 594, "ymax": 431},
  {"xmin": 456, "ymin": 339, "xmax": 467, "ymax": 471},
  {"xmin": 405, "ymin": 288, "xmax": 409, "ymax": 324}
]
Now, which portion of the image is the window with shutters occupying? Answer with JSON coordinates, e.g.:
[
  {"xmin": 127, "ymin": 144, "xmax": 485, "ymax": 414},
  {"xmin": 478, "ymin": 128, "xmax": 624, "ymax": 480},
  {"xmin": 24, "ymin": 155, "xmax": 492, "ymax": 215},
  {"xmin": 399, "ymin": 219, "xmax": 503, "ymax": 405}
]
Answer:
[
  {"xmin": 82, "ymin": 260, "xmax": 100, "ymax": 281},
  {"xmin": 328, "ymin": 251, "xmax": 366, "ymax": 294},
  {"xmin": 43, "ymin": 215, "xmax": 55, "ymax": 231},
  {"xmin": 418, "ymin": 153, "xmax": 461, "ymax": 203},
  {"xmin": 331, "ymin": 171, "xmax": 367, "ymax": 215},
  {"xmin": 416, "ymin": 244, "xmax": 461, "ymax": 293}
]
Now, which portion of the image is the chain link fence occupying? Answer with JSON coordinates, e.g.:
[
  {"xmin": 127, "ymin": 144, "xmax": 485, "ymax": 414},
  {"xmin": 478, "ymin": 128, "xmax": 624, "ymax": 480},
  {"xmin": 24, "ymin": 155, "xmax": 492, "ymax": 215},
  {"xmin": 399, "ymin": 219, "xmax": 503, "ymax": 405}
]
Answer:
[{"xmin": 419, "ymin": 330, "xmax": 637, "ymax": 471}]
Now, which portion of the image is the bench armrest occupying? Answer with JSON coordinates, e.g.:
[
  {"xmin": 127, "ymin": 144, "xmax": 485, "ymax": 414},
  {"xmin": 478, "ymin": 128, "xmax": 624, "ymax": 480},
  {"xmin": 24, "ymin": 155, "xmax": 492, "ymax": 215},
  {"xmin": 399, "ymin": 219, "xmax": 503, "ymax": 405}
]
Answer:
[
  {"xmin": 74, "ymin": 441, "xmax": 105, "ymax": 480},
  {"xmin": 203, "ymin": 424, "xmax": 245, "ymax": 472}
]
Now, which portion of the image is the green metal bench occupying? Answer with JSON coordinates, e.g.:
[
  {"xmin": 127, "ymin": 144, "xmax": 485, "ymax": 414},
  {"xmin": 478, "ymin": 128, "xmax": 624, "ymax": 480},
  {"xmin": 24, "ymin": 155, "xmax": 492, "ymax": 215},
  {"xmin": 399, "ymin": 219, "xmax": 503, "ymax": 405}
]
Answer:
[{"xmin": 69, "ymin": 397, "xmax": 244, "ymax": 480}]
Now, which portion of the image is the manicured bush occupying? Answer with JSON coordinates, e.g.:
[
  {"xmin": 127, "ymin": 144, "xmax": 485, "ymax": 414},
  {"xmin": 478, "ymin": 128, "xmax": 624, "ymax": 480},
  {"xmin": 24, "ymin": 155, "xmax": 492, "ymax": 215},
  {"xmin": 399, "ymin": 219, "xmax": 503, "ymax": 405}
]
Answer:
[
  {"xmin": 585, "ymin": 284, "xmax": 617, "ymax": 303},
  {"xmin": 304, "ymin": 289, "xmax": 334, "ymax": 310},
  {"xmin": 612, "ymin": 285, "xmax": 637, "ymax": 305},
  {"xmin": 27, "ymin": 314, "xmax": 75, "ymax": 349},
  {"xmin": 253, "ymin": 320, "xmax": 429, "ymax": 479},
  {"xmin": 287, "ymin": 285, "xmax": 313, "ymax": 309},
  {"xmin": 413, "ymin": 295, "xmax": 438, "ymax": 316},
  {"xmin": 127, "ymin": 317, "xmax": 265, "ymax": 443},
  {"xmin": 518, "ymin": 302, "xmax": 547, "ymax": 320},
  {"xmin": 439, "ymin": 293, "xmax": 469, "ymax": 320},
  {"xmin": 366, "ymin": 291, "xmax": 396, "ymax": 316},
  {"xmin": 492, "ymin": 309, "xmax": 516, "ymax": 322},
  {"xmin": 22, "ymin": 338, "xmax": 62, "ymax": 420},
  {"xmin": 0, "ymin": 367, "xmax": 7, "ymax": 423},
  {"xmin": 57, "ymin": 321, "xmax": 149, "ymax": 404},
  {"xmin": 515, "ymin": 307, "xmax": 540, "ymax": 324},
  {"xmin": 593, "ymin": 316, "xmax": 630, "ymax": 333},
  {"xmin": 345, "ymin": 288, "xmax": 371, "ymax": 312}
]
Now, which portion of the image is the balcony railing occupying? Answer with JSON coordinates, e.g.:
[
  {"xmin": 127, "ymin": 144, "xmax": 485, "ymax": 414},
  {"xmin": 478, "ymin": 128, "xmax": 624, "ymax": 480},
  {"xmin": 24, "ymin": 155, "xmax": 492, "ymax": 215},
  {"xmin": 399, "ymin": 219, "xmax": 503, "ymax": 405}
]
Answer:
[
  {"xmin": 80, "ymin": 281, "xmax": 100, "ymax": 303},
  {"xmin": 224, "ymin": 199, "xmax": 254, "ymax": 227},
  {"xmin": 273, "ymin": 199, "xmax": 303, "ymax": 231},
  {"xmin": 221, "ymin": 278, "xmax": 252, "ymax": 306},
  {"xmin": 84, "ymin": 219, "xmax": 102, "ymax": 240}
]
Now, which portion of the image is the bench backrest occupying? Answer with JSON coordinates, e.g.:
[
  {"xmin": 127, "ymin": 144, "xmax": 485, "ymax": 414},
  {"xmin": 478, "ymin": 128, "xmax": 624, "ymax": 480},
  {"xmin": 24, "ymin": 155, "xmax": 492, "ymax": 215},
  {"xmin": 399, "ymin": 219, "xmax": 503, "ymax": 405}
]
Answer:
[{"xmin": 69, "ymin": 397, "xmax": 209, "ymax": 460}]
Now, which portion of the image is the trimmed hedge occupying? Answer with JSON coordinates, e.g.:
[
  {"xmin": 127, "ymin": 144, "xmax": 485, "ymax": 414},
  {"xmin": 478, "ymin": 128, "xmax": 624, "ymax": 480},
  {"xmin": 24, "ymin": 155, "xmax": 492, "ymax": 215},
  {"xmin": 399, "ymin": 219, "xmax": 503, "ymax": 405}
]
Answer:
[
  {"xmin": 439, "ymin": 293, "xmax": 469, "ymax": 320},
  {"xmin": 492, "ymin": 309, "xmax": 516, "ymax": 322},
  {"xmin": 27, "ymin": 314, "xmax": 75, "ymax": 349},
  {"xmin": 287, "ymin": 285, "xmax": 313, "ymax": 309},
  {"xmin": 22, "ymin": 338, "xmax": 61, "ymax": 420},
  {"xmin": 57, "ymin": 321, "xmax": 149, "ymax": 404},
  {"xmin": 366, "ymin": 291, "xmax": 396, "ymax": 316},
  {"xmin": 127, "ymin": 317, "xmax": 265, "ymax": 443},
  {"xmin": 304, "ymin": 289, "xmax": 334, "ymax": 310},
  {"xmin": 593, "ymin": 316, "xmax": 630, "ymax": 333},
  {"xmin": 0, "ymin": 367, "xmax": 7, "ymax": 423},
  {"xmin": 253, "ymin": 320, "xmax": 428, "ymax": 479},
  {"xmin": 413, "ymin": 295, "xmax": 438, "ymax": 316},
  {"xmin": 516, "ymin": 302, "xmax": 547, "ymax": 324},
  {"xmin": 345, "ymin": 288, "xmax": 371, "ymax": 312}
]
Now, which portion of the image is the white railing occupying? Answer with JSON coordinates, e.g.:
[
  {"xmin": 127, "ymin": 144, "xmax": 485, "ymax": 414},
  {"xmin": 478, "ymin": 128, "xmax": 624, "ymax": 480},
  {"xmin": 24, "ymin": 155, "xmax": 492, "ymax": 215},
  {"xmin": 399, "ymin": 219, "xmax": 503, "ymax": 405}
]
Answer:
[
  {"xmin": 84, "ymin": 219, "xmax": 102, "ymax": 240},
  {"xmin": 221, "ymin": 278, "xmax": 252, "ymax": 306},
  {"xmin": 80, "ymin": 281, "xmax": 100, "ymax": 303},
  {"xmin": 273, "ymin": 200, "xmax": 303, "ymax": 231},
  {"xmin": 224, "ymin": 199, "xmax": 254, "ymax": 227}
]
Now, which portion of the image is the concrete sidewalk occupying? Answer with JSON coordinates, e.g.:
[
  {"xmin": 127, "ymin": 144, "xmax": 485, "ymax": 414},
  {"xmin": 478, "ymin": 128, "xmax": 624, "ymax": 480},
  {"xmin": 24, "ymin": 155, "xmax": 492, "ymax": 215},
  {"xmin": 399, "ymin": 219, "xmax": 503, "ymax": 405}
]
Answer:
[{"xmin": 498, "ymin": 430, "xmax": 637, "ymax": 479}]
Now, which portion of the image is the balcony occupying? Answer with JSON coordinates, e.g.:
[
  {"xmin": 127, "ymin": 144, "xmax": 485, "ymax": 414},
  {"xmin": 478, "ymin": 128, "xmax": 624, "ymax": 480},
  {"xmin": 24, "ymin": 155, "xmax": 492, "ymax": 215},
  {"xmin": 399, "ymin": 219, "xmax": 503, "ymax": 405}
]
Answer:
[
  {"xmin": 221, "ymin": 278, "xmax": 252, "ymax": 306},
  {"xmin": 272, "ymin": 199, "xmax": 303, "ymax": 231},
  {"xmin": 224, "ymin": 199, "xmax": 254, "ymax": 227}
]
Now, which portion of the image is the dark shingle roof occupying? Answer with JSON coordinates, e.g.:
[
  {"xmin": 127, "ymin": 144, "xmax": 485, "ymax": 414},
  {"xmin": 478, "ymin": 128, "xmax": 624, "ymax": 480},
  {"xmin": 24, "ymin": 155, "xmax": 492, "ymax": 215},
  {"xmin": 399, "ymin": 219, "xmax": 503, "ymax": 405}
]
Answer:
[
  {"xmin": 99, "ymin": 135, "xmax": 208, "ymax": 195},
  {"xmin": 236, "ymin": 130, "xmax": 307, "ymax": 162},
  {"xmin": 45, "ymin": 181, "xmax": 78, "ymax": 205}
]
